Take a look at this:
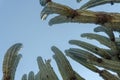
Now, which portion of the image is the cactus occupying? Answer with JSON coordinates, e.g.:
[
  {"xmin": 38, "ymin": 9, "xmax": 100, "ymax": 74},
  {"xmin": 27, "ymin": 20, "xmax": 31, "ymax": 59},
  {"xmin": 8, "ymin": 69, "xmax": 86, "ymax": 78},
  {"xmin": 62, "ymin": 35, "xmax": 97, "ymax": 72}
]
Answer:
[
  {"xmin": 1, "ymin": 0, "xmax": 120, "ymax": 80},
  {"xmin": 2, "ymin": 43, "xmax": 22, "ymax": 80}
]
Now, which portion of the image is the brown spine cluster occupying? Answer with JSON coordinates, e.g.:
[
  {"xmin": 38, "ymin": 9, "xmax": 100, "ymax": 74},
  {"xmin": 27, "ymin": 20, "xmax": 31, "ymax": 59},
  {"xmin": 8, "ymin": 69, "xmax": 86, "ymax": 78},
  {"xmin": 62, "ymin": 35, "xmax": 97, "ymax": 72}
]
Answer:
[
  {"xmin": 67, "ymin": 10, "xmax": 79, "ymax": 19},
  {"xmin": 95, "ymin": 13, "xmax": 112, "ymax": 25}
]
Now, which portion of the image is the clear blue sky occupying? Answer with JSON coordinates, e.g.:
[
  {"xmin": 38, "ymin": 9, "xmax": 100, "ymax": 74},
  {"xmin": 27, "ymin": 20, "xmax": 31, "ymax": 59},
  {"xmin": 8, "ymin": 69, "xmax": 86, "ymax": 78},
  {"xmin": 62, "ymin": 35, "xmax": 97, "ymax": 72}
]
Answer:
[{"xmin": 0, "ymin": 0, "xmax": 120, "ymax": 80}]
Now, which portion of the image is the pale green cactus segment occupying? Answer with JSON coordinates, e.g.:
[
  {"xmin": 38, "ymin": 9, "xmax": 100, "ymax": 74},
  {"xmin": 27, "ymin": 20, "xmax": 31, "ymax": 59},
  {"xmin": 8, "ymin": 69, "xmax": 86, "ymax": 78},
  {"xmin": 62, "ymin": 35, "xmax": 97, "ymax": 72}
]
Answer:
[
  {"xmin": 74, "ymin": 72, "xmax": 85, "ymax": 80},
  {"xmin": 37, "ymin": 57, "xmax": 48, "ymax": 80},
  {"xmin": 49, "ymin": 15, "xmax": 70, "ymax": 26},
  {"xmin": 102, "ymin": 48, "xmax": 113, "ymax": 55},
  {"xmin": 115, "ymin": 38, "xmax": 120, "ymax": 48},
  {"xmin": 52, "ymin": 46, "xmax": 75, "ymax": 80},
  {"xmin": 88, "ymin": 58, "xmax": 120, "ymax": 73},
  {"xmin": 2, "ymin": 43, "xmax": 22, "ymax": 80},
  {"xmin": 80, "ymin": 0, "xmax": 107, "ymax": 10},
  {"xmin": 22, "ymin": 74, "xmax": 27, "ymax": 80},
  {"xmin": 66, "ymin": 48, "xmax": 98, "ymax": 60},
  {"xmin": 69, "ymin": 40, "xmax": 111, "ymax": 59},
  {"xmin": 28, "ymin": 71, "xmax": 34, "ymax": 80},
  {"xmin": 11, "ymin": 54, "xmax": 22, "ymax": 80},
  {"xmin": 34, "ymin": 71, "xmax": 40, "ymax": 80},
  {"xmin": 81, "ymin": 33, "xmax": 119, "ymax": 54},
  {"xmin": 37, "ymin": 57, "xmax": 46, "ymax": 71},
  {"xmin": 94, "ymin": 26, "xmax": 115, "ymax": 41},
  {"xmin": 80, "ymin": 0, "xmax": 120, "ymax": 10},
  {"xmin": 65, "ymin": 49, "xmax": 100, "ymax": 73},
  {"xmin": 45, "ymin": 60, "xmax": 59, "ymax": 80},
  {"xmin": 37, "ymin": 56, "xmax": 58, "ymax": 80},
  {"xmin": 41, "ymin": 2, "xmax": 73, "ymax": 20},
  {"xmin": 51, "ymin": 46, "xmax": 85, "ymax": 80},
  {"xmin": 81, "ymin": 33, "xmax": 116, "ymax": 48},
  {"xmin": 99, "ymin": 70, "xmax": 119, "ymax": 80}
]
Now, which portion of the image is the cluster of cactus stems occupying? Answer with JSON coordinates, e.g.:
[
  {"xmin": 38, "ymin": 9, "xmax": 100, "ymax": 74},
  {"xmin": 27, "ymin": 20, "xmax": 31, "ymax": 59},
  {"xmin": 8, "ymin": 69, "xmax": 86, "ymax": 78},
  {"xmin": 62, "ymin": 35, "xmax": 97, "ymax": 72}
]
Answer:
[{"xmin": 2, "ymin": 0, "xmax": 120, "ymax": 80}]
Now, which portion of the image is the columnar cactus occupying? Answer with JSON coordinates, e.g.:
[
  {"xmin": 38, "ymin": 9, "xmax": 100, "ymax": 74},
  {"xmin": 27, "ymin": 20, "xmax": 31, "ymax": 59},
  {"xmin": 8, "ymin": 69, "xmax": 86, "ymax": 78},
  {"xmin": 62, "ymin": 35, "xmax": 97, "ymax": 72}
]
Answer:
[
  {"xmin": 2, "ymin": 43, "xmax": 22, "ymax": 80},
  {"xmin": 1, "ymin": 0, "xmax": 120, "ymax": 80}
]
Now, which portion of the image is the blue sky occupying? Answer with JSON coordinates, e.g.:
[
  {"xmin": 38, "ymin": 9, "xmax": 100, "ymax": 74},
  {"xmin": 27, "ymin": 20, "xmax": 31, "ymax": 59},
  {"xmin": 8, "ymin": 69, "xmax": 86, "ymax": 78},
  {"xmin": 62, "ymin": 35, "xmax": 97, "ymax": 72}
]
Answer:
[{"xmin": 0, "ymin": 0, "xmax": 120, "ymax": 80}]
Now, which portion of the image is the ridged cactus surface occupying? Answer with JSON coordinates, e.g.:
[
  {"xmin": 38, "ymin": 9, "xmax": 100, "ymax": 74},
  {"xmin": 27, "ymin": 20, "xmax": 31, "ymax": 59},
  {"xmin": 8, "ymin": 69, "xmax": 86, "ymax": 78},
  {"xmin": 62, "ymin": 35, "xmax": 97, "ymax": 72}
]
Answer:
[{"xmin": 2, "ymin": 0, "xmax": 120, "ymax": 80}]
